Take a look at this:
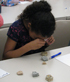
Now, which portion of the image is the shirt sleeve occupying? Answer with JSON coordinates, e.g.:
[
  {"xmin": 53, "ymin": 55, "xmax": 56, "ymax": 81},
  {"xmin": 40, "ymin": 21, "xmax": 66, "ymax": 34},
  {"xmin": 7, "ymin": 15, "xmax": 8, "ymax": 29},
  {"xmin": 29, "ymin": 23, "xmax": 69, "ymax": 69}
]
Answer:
[{"xmin": 7, "ymin": 25, "xmax": 19, "ymax": 42}]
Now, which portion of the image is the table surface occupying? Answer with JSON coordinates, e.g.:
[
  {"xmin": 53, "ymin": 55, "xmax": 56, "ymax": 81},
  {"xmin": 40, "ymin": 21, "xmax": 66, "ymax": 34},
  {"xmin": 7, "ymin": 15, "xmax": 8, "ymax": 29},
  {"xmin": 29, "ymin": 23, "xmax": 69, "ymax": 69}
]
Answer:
[
  {"xmin": 1, "ymin": 0, "xmax": 70, "ymax": 25},
  {"xmin": 0, "ymin": 46, "xmax": 70, "ymax": 82}
]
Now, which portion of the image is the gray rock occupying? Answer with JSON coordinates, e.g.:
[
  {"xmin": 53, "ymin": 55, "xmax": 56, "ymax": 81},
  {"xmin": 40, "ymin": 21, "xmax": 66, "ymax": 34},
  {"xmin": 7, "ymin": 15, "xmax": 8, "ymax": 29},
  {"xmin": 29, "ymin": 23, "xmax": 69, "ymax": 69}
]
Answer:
[
  {"xmin": 32, "ymin": 71, "xmax": 39, "ymax": 77},
  {"xmin": 41, "ymin": 56, "xmax": 48, "ymax": 61}
]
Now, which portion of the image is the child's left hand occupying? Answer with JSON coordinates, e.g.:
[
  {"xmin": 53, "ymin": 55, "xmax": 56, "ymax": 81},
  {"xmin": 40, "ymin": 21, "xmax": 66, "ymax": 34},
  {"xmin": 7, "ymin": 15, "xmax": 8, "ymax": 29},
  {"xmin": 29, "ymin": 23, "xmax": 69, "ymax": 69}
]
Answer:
[{"xmin": 45, "ymin": 36, "xmax": 55, "ymax": 45}]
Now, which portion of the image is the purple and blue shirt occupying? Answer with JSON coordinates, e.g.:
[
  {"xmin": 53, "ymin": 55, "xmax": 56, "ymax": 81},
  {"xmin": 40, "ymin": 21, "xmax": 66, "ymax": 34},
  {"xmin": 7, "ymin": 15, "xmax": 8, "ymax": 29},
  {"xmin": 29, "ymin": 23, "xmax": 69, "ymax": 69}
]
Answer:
[{"xmin": 7, "ymin": 19, "xmax": 48, "ymax": 56}]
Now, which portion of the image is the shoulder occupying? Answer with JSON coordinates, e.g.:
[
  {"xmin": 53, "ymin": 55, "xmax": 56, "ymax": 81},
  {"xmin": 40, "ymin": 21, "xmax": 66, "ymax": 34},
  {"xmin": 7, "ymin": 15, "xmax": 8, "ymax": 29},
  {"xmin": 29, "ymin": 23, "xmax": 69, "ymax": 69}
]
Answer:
[
  {"xmin": 9, "ymin": 19, "xmax": 26, "ymax": 32},
  {"xmin": 7, "ymin": 20, "xmax": 24, "ymax": 42},
  {"xmin": 11, "ymin": 19, "xmax": 23, "ymax": 28}
]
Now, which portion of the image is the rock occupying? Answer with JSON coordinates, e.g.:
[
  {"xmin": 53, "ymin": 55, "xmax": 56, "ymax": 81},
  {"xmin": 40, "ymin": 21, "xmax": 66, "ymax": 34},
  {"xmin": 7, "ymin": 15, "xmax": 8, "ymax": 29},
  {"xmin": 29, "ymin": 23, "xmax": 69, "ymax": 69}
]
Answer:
[
  {"xmin": 42, "ymin": 61, "xmax": 46, "ymax": 65},
  {"xmin": 45, "ymin": 75, "xmax": 53, "ymax": 82},
  {"xmin": 17, "ymin": 71, "xmax": 23, "ymax": 75},
  {"xmin": 41, "ymin": 51, "xmax": 47, "ymax": 56},
  {"xmin": 32, "ymin": 71, "xmax": 39, "ymax": 77},
  {"xmin": 41, "ymin": 56, "xmax": 48, "ymax": 61}
]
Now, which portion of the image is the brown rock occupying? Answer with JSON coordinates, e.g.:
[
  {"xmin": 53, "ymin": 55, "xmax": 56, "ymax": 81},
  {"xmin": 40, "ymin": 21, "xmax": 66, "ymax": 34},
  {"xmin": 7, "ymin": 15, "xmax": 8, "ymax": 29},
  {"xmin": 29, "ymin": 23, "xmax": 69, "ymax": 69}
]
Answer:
[
  {"xmin": 17, "ymin": 71, "xmax": 23, "ymax": 75},
  {"xmin": 45, "ymin": 75, "xmax": 53, "ymax": 82},
  {"xmin": 42, "ymin": 61, "xmax": 46, "ymax": 65},
  {"xmin": 41, "ymin": 51, "xmax": 47, "ymax": 56}
]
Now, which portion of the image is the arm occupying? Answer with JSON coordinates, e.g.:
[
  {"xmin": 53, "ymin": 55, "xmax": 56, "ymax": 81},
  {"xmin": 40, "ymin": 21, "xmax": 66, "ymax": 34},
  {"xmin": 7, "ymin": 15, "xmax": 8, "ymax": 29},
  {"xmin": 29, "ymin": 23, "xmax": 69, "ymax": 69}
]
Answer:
[
  {"xmin": 3, "ymin": 37, "xmax": 31, "ymax": 59},
  {"xmin": 3, "ymin": 38, "xmax": 45, "ymax": 59}
]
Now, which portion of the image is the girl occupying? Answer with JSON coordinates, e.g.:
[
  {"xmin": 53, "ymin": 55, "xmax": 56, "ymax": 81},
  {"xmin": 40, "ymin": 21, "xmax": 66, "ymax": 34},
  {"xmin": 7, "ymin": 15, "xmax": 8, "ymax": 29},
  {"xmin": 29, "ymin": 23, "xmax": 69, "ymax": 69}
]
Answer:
[{"xmin": 3, "ymin": 1, "xmax": 55, "ymax": 59}]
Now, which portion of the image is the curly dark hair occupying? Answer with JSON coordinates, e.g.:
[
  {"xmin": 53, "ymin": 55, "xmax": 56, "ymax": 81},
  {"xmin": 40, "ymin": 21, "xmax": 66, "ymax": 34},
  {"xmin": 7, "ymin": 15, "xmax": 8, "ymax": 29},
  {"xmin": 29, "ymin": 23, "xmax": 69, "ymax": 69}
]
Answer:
[{"xmin": 18, "ymin": 1, "xmax": 55, "ymax": 37}]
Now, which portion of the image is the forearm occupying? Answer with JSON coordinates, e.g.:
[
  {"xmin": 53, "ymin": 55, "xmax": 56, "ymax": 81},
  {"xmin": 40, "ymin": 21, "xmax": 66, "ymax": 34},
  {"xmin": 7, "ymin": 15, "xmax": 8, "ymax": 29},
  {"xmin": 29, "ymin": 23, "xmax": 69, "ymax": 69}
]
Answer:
[{"xmin": 4, "ymin": 43, "xmax": 31, "ymax": 59}]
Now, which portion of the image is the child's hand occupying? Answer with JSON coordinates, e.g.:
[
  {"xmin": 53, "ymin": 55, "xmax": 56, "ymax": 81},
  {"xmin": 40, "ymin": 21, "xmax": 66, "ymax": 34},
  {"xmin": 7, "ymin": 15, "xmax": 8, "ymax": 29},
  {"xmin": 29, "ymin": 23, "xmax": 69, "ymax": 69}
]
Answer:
[
  {"xmin": 45, "ymin": 36, "xmax": 55, "ymax": 45},
  {"xmin": 29, "ymin": 39, "xmax": 45, "ymax": 50}
]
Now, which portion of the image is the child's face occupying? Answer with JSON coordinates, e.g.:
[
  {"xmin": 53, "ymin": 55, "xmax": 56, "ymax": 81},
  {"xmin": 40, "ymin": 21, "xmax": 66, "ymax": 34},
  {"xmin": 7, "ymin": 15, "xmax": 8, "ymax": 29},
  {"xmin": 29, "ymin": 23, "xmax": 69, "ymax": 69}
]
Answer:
[
  {"xmin": 28, "ymin": 22, "xmax": 47, "ymax": 40},
  {"xmin": 29, "ymin": 29, "xmax": 47, "ymax": 40}
]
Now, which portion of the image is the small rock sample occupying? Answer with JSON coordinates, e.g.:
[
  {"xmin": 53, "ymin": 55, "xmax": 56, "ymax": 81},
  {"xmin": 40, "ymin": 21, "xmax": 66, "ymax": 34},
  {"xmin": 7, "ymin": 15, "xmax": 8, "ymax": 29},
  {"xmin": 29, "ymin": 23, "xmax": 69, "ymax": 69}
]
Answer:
[
  {"xmin": 32, "ymin": 71, "xmax": 39, "ymax": 77},
  {"xmin": 41, "ymin": 51, "xmax": 47, "ymax": 56},
  {"xmin": 42, "ymin": 61, "xmax": 46, "ymax": 65},
  {"xmin": 41, "ymin": 56, "xmax": 48, "ymax": 61},
  {"xmin": 45, "ymin": 75, "xmax": 53, "ymax": 82},
  {"xmin": 17, "ymin": 71, "xmax": 23, "ymax": 75}
]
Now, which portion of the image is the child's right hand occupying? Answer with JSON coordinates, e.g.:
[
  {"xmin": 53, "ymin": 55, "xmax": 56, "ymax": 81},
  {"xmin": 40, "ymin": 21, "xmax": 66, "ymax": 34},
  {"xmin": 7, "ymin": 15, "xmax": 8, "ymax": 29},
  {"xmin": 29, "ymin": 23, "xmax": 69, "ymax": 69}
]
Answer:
[{"xmin": 28, "ymin": 39, "xmax": 45, "ymax": 50}]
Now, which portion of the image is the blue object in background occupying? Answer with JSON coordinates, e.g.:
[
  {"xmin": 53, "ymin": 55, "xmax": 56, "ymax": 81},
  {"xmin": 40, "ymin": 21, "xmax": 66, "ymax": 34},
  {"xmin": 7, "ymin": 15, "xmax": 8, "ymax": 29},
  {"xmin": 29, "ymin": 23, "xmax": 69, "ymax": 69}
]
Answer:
[
  {"xmin": 2, "ymin": 0, "xmax": 19, "ymax": 6},
  {"xmin": 0, "ymin": 5, "xmax": 1, "ymax": 13}
]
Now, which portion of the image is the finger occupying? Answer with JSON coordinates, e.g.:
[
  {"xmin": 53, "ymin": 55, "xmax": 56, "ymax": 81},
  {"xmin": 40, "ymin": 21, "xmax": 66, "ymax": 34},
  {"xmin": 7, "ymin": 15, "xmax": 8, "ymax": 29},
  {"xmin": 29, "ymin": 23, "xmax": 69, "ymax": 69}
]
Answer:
[
  {"xmin": 48, "ymin": 35, "xmax": 54, "ymax": 40},
  {"xmin": 39, "ymin": 39, "xmax": 45, "ymax": 42},
  {"xmin": 46, "ymin": 39, "xmax": 52, "ymax": 44},
  {"xmin": 36, "ymin": 39, "xmax": 45, "ymax": 43},
  {"xmin": 47, "ymin": 37, "xmax": 55, "ymax": 43},
  {"xmin": 48, "ymin": 39, "xmax": 53, "ymax": 43},
  {"xmin": 48, "ymin": 40, "xmax": 55, "ymax": 45},
  {"xmin": 48, "ymin": 37, "xmax": 54, "ymax": 40},
  {"xmin": 39, "ymin": 40, "xmax": 45, "ymax": 44},
  {"xmin": 46, "ymin": 38, "xmax": 55, "ymax": 45}
]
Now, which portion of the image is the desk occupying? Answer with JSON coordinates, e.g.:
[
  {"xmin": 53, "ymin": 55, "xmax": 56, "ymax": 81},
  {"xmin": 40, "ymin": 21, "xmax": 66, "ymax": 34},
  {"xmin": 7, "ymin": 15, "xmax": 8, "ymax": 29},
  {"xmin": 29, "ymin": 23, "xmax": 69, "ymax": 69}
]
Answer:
[
  {"xmin": 0, "ymin": 46, "xmax": 70, "ymax": 82},
  {"xmin": 1, "ymin": 0, "xmax": 70, "ymax": 27}
]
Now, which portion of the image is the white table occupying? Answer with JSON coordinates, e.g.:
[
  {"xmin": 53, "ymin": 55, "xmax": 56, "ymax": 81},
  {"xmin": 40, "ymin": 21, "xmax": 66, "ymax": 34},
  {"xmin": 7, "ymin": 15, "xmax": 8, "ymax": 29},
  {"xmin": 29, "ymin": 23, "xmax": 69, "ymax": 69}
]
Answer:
[
  {"xmin": 0, "ymin": 46, "xmax": 70, "ymax": 82},
  {"xmin": 1, "ymin": 0, "xmax": 70, "ymax": 27}
]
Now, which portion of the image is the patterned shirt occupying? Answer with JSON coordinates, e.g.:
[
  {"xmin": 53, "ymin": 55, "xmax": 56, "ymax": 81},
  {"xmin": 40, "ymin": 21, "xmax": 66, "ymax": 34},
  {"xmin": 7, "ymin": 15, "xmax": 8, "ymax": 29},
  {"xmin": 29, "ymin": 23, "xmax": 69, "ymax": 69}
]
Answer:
[{"xmin": 7, "ymin": 19, "xmax": 48, "ymax": 56}]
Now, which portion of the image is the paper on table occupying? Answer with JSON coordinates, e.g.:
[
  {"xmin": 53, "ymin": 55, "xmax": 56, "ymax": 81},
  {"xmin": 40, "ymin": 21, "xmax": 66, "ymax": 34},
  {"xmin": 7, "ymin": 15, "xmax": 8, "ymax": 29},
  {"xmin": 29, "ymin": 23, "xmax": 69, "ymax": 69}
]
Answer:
[
  {"xmin": 0, "ymin": 68, "xmax": 10, "ymax": 78},
  {"xmin": 55, "ymin": 53, "xmax": 70, "ymax": 66}
]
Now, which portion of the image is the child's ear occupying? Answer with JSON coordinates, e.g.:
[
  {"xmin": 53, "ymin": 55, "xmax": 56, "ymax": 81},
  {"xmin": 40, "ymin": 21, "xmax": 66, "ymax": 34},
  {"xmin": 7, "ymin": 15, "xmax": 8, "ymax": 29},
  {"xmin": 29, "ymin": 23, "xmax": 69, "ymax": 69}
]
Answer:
[{"xmin": 28, "ymin": 23, "xmax": 31, "ymax": 29}]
